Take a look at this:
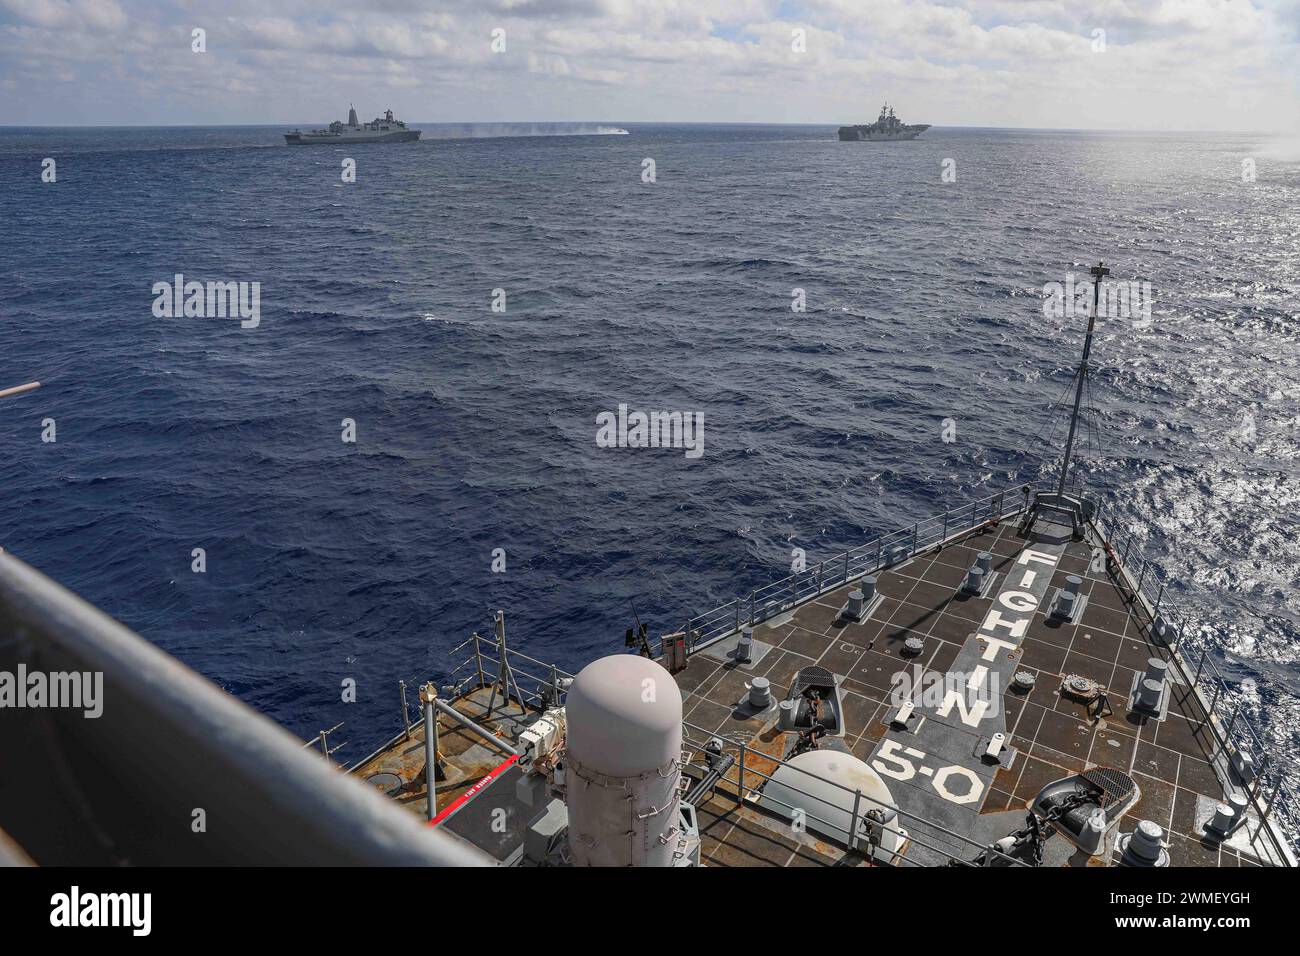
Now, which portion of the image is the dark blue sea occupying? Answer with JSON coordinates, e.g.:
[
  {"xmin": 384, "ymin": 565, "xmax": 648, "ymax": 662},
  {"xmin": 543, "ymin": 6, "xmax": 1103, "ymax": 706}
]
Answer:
[{"xmin": 1, "ymin": 124, "xmax": 1296, "ymax": 786}]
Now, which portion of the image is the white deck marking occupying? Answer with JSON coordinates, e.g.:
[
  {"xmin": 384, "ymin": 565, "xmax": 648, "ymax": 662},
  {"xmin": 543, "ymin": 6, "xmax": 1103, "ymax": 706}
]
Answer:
[{"xmin": 870, "ymin": 535, "xmax": 1066, "ymax": 815}]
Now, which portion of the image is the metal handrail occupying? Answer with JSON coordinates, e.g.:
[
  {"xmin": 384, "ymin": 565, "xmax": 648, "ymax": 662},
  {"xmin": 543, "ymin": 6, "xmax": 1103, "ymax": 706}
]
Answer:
[
  {"xmin": 680, "ymin": 722, "xmax": 1026, "ymax": 867},
  {"xmin": 389, "ymin": 639, "xmax": 1010, "ymax": 864},
  {"xmin": 1086, "ymin": 501, "xmax": 1297, "ymax": 864},
  {"xmin": 670, "ymin": 488, "xmax": 1296, "ymax": 864},
  {"xmin": 400, "ymin": 631, "xmax": 1020, "ymax": 865},
  {"xmin": 380, "ymin": 486, "xmax": 1297, "ymax": 866},
  {"xmin": 683, "ymin": 485, "xmax": 1026, "ymax": 651}
]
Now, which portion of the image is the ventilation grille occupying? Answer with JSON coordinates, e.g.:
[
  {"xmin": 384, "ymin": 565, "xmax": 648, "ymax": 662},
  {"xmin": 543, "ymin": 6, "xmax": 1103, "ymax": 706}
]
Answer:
[
  {"xmin": 1082, "ymin": 767, "xmax": 1135, "ymax": 808},
  {"xmin": 792, "ymin": 665, "xmax": 835, "ymax": 695}
]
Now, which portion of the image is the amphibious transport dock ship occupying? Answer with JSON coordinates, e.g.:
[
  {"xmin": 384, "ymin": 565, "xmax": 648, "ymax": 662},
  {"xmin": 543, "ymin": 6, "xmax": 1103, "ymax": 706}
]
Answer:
[
  {"xmin": 284, "ymin": 105, "xmax": 420, "ymax": 145},
  {"xmin": 0, "ymin": 265, "xmax": 1294, "ymax": 868},
  {"xmin": 839, "ymin": 103, "xmax": 930, "ymax": 141}
]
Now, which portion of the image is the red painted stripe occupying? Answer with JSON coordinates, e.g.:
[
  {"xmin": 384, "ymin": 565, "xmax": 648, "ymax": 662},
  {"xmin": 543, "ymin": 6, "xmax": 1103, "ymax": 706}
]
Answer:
[{"xmin": 428, "ymin": 753, "xmax": 520, "ymax": 827}]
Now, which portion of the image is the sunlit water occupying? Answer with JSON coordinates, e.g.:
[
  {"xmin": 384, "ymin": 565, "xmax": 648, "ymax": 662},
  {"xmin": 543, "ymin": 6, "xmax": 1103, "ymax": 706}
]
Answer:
[{"xmin": 1, "ymin": 124, "xmax": 1296, "ymax": 827}]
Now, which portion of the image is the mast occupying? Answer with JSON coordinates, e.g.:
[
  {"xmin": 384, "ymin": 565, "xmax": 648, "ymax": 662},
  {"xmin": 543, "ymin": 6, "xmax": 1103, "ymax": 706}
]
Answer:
[{"xmin": 1055, "ymin": 262, "xmax": 1108, "ymax": 497}]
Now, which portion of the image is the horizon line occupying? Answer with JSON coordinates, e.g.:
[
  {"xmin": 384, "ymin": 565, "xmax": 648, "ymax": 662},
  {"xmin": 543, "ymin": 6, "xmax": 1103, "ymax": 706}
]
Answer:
[{"xmin": 0, "ymin": 121, "xmax": 1287, "ymax": 136}]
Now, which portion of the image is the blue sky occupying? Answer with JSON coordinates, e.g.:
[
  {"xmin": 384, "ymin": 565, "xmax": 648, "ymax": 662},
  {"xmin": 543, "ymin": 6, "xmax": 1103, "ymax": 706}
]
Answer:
[{"xmin": 1, "ymin": 0, "xmax": 1297, "ymax": 130}]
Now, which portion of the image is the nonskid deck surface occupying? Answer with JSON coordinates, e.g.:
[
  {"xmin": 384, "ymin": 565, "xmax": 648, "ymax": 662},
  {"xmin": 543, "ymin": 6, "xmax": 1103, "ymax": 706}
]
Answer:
[
  {"xmin": 353, "ymin": 518, "xmax": 1282, "ymax": 867},
  {"xmin": 677, "ymin": 518, "xmax": 1277, "ymax": 866},
  {"xmin": 350, "ymin": 691, "xmax": 536, "ymax": 861}
]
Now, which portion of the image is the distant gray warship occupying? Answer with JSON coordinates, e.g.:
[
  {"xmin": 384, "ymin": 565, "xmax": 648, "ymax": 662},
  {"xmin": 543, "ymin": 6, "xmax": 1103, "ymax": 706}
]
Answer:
[
  {"xmin": 284, "ymin": 105, "xmax": 420, "ymax": 145},
  {"xmin": 838, "ymin": 103, "xmax": 930, "ymax": 141}
]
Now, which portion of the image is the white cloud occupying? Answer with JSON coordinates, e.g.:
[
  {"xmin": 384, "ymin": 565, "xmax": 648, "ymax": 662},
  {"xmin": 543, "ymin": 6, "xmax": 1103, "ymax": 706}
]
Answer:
[
  {"xmin": 0, "ymin": 0, "xmax": 1294, "ymax": 129},
  {"xmin": 2, "ymin": 0, "xmax": 126, "ymax": 31}
]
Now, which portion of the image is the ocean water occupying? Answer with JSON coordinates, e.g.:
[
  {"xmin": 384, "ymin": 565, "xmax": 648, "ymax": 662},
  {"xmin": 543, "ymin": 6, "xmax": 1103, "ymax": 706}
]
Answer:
[{"xmin": 1, "ymin": 123, "xmax": 1296, "ymax": 795}]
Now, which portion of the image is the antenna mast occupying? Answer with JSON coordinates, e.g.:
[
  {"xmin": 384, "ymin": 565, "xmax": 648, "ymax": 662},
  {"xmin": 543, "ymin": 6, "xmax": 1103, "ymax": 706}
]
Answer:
[{"xmin": 1055, "ymin": 262, "xmax": 1108, "ymax": 497}]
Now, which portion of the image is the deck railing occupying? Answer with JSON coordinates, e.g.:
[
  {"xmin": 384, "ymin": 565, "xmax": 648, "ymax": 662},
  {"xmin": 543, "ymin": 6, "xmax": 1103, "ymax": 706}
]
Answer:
[
  {"xmin": 411, "ymin": 593, "xmax": 1034, "ymax": 866},
  {"xmin": 444, "ymin": 633, "xmax": 577, "ymax": 709},
  {"xmin": 1087, "ymin": 500, "xmax": 1297, "ymax": 865},
  {"xmin": 349, "ymin": 485, "xmax": 1296, "ymax": 866},
  {"xmin": 403, "ymin": 627, "xmax": 1028, "ymax": 866},
  {"xmin": 682, "ymin": 485, "xmax": 1029, "ymax": 652},
  {"xmin": 679, "ymin": 720, "xmax": 1028, "ymax": 867},
  {"xmin": 672, "ymin": 486, "xmax": 1296, "ymax": 864},
  {"xmin": 347, "ymin": 633, "xmax": 578, "ymax": 774}
]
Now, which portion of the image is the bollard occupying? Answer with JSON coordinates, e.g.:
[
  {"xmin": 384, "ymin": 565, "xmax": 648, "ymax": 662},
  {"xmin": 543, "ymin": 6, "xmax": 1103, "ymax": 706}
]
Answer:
[
  {"xmin": 1118, "ymin": 820, "xmax": 1169, "ymax": 867},
  {"xmin": 735, "ymin": 627, "xmax": 754, "ymax": 664},
  {"xmin": 1136, "ymin": 678, "xmax": 1163, "ymax": 711},
  {"xmin": 846, "ymin": 589, "xmax": 865, "ymax": 620}
]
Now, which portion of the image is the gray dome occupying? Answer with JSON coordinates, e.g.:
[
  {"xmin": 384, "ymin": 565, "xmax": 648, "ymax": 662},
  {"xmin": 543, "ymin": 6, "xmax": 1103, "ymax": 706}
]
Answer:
[
  {"xmin": 566, "ymin": 655, "xmax": 682, "ymax": 778},
  {"xmin": 758, "ymin": 749, "xmax": 901, "ymax": 856}
]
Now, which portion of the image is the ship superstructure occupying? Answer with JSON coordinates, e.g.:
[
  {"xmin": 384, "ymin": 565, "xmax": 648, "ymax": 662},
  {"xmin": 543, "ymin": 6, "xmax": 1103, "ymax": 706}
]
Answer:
[
  {"xmin": 838, "ymin": 103, "xmax": 930, "ymax": 141},
  {"xmin": 285, "ymin": 105, "xmax": 420, "ymax": 145}
]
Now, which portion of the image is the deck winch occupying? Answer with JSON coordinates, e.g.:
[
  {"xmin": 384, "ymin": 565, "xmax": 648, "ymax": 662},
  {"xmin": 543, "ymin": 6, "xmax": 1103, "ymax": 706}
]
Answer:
[{"xmin": 1031, "ymin": 768, "xmax": 1139, "ymax": 856}]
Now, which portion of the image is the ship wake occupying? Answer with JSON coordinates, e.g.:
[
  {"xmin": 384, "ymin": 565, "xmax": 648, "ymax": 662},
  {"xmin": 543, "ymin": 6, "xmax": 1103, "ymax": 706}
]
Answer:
[{"xmin": 420, "ymin": 123, "xmax": 628, "ymax": 140}]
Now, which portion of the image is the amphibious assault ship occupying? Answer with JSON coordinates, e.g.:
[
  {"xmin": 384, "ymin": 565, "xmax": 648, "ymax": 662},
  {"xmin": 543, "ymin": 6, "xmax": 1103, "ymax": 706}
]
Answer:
[
  {"xmin": 839, "ymin": 103, "xmax": 930, "ymax": 141},
  {"xmin": 284, "ymin": 105, "xmax": 420, "ymax": 145},
  {"xmin": 0, "ymin": 265, "xmax": 1294, "ymax": 868}
]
